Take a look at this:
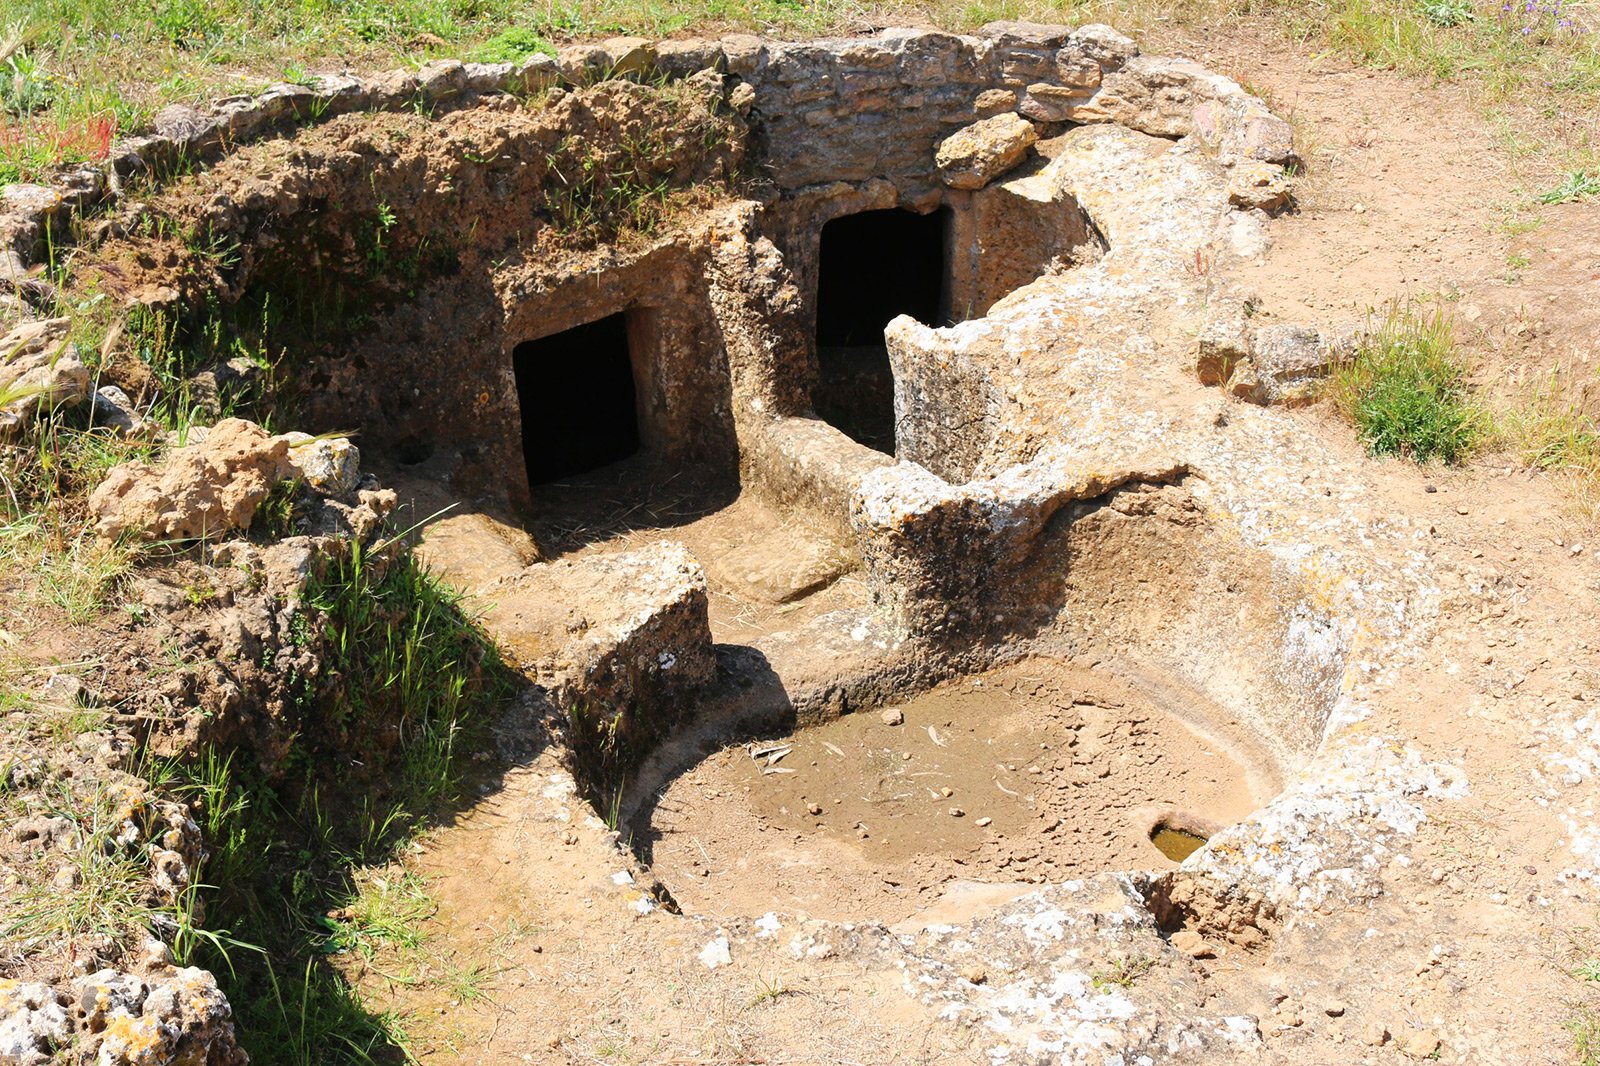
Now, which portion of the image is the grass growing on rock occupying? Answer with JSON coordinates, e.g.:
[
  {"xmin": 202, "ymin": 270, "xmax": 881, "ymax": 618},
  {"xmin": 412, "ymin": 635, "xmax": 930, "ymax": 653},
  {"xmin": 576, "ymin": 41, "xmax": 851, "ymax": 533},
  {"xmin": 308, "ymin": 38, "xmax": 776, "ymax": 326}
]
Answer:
[
  {"xmin": 152, "ymin": 541, "xmax": 513, "ymax": 1065},
  {"xmin": 2, "ymin": 0, "xmax": 1597, "ymax": 182},
  {"xmin": 1330, "ymin": 304, "xmax": 1485, "ymax": 464}
]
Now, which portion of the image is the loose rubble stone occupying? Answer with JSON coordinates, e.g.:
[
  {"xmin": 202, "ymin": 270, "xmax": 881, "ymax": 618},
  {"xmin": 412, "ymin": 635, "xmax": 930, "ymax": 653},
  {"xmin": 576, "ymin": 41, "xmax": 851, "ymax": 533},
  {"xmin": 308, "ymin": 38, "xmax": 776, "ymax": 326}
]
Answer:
[
  {"xmin": 935, "ymin": 113, "xmax": 1040, "ymax": 190},
  {"xmin": 1227, "ymin": 160, "xmax": 1293, "ymax": 213},
  {"xmin": 283, "ymin": 434, "xmax": 362, "ymax": 497},
  {"xmin": 89, "ymin": 418, "xmax": 294, "ymax": 541},
  {"xmin": 91, "ymin": 385, "xmax": 145, "ymax": 437},
  {"xmin": 1401, "ymin": 1029, "xmax": 1442, "ymax": 1059},
  {"xmin": 0, "ymin": 317, "xmax": 90, "ymax": 436}
]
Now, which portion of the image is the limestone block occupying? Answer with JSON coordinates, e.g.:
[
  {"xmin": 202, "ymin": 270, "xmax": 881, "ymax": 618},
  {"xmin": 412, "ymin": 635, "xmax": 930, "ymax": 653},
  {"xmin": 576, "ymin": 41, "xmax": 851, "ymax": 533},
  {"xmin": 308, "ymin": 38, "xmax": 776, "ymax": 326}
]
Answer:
[
  {"xmin": 510, "ymin": 53, "xmax": 561, "ymax": 94},
  {"xmin": 1248, "ymin": 323, "xmax": 1345, "ymax": 405},
  {"xmin": 415, "ymin": 59, "xmax": 468, "ymax": 100},
  {"xmin": 601, "ymin": 36, "xmax": 657, "ymax": 77},
  {"xmin": 720, "ymin": 34, "xmax": 768, "ymax": 77},
  {"xmin": 1227, "ymin": 160, "xmax": 1293, "ymax": 213},
  {"xmin": 1018, "ymin": 82, "xmax": 1097, "ymax": 123},
  {"xmin": 1195, "ymin": 315, "xmax": 1253, "ymax": 387},
  {"xmin": 151, "ymin": 103, "xmax": 220, "ymax": 145},
  {"xmin": 283, "ymin": 434, "xmax": 362, "ymax": 497},
  {"xmin": 936, "ymin": 114, "xmax": 1039, "ymax": 190},
  {"xmin": 364, "ymin": 67, "xmax": 421, "ymax": 107},
  {"xmin": 978, "ymin": 21, "xmax": 1076, "ymax": 48},
  {"xmin": 655, "ymin": 38, "xmax": 725, "ymax": 78},
  {"xmin": 559, "ymin": 43, "xmax": 610, "ymax": 83},
  {"xmin": 89, "ymin": 418, "xmax": 295, "ymax": 541},
  {"xmin": 462, "ymin": 61, "xmax": 515, "ymax": 94},
  {"xmin": 1198, "ymin": 317, "xmax": 1349, "ymax": 405},
  {"xmin": 974, "ymin": 88, "xmax": 1020, "ymax": 117},
  {"xmin": 1055, "ymin": 53, "xmax": 1102, "ymax": 88},
  {"xmin": 0, "ymin": 183, "xmax": 64, "ymax": 259},
  {"xmin": 485, "ymin": 542, "xmax": 715, "ymax": 713},
  {"xmin": 0, "ymin": 318, "xmax": 90, "ymax": 436},
  {"xmin": 1066, "ymin": 23, "xmax": 1140, "ymax": 69},
  {"xmin": 309, "ymin": 72, "xmax": 370, "ymax": 116},
  {"xmin": 253, "ymin": 83, "xmax": 318, "ymax": 126}
]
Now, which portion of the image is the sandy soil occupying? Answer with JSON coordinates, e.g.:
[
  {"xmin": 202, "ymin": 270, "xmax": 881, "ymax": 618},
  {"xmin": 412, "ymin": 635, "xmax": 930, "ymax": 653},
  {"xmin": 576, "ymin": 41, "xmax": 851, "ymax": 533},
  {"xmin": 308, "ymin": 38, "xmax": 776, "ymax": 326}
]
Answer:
[{"xmin": 645, "ymin": 660, "xmax": 1262, "ymax": 923}]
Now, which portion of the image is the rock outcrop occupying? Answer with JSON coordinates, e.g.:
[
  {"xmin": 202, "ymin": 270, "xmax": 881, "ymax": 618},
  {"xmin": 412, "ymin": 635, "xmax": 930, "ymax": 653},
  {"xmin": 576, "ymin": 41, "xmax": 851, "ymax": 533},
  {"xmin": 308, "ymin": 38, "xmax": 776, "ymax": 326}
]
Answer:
[
  {"xmin": 0, "ymin": 969, "xmax": 247, "ymax": 1066},
  {"xmin": 0, "ymin": 317, "xmax": 90, "ymax": 437},
  {"xmin": 89, "ymin": 419, "xmax": 294, "ymax": 541}
]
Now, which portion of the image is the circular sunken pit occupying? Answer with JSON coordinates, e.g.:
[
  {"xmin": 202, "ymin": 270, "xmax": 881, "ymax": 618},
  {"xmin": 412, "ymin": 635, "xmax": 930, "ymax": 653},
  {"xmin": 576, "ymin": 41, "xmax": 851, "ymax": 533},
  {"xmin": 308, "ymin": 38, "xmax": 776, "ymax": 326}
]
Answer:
[{"xmin": 640, "ymin": 657, "xmax": 1283, "ymax": 923}]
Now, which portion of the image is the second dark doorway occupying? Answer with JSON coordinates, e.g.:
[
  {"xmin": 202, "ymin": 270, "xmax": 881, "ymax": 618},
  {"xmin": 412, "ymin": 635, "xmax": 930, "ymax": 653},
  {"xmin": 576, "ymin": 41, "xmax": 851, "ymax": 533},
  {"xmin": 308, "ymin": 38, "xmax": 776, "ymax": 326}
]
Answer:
[{"xmin": 813, "ymin": 207, "xmax": 948, "ymax": 454}]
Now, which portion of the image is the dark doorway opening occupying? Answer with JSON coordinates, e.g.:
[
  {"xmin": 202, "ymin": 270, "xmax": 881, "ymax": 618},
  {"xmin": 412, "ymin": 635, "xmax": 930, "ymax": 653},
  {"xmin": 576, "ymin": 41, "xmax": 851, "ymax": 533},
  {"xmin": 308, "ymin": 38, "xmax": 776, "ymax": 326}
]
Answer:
[
  {"xmin": 514, "ymin": 312, "xmax": 641, "ymax": 486},
  {"xmin": 813, "ymin": 207, "xmax": 948, "ymax": 454}
]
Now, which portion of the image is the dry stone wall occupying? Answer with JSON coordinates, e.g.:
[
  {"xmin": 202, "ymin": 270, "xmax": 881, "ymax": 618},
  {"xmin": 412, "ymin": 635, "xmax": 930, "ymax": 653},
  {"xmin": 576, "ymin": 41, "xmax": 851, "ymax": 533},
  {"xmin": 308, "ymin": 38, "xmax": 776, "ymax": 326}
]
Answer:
[{"xmin": 0, "ymin": 23, "xmax": 1293, "ymax": 277}]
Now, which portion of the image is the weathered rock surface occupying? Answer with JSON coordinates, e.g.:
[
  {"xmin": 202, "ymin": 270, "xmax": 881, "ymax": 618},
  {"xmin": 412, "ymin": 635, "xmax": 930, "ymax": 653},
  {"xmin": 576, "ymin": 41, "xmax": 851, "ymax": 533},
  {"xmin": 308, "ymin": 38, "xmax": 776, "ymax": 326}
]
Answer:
[
  {"xmin": 90, "ymin": 418, "xmax": 294, "ymax": 541},
  {"xmin": 283, "ymin": 433, "xmax": 361, "ymax": 496},
  {"xmin": 1197, "ymin": 317, "xmax": 1357, "ymax": 405},
  {"xmin": 70, "ymin": 967, "xmax": 247, "ymax": 1066},
  {"xmin": 0, "ymin": 981, "xmax": 70, "ymax": 1066},
  {"xmin": 0, "ymin": 317, "xmax": 90, "ymax": 436},
  {"xmin": 935, "ymin": 114, "xmax": 1039, "ymax": 190},
  {"xmin": 1226, "ymin": 159, "xmax": 1293, "ymax": 213},
  {"xmin": 91, "ymin": 385, "xmax": 147, "ymax": 437}
]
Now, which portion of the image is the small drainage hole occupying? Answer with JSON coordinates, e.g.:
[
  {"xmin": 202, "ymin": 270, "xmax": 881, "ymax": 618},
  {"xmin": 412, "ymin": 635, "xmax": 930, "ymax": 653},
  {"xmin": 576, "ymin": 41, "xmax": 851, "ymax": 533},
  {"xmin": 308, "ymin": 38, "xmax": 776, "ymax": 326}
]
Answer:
[
  {"xmin": 814, "ymin": 208, "xmax": 948, "ymax": 454},
  {"xmin": 513, "ymin": 312, "xmax": 640, "ymax": 486},
  {"xmin": 1149, "ymin": 823, "xmax": 1209, "ymax": 863}
]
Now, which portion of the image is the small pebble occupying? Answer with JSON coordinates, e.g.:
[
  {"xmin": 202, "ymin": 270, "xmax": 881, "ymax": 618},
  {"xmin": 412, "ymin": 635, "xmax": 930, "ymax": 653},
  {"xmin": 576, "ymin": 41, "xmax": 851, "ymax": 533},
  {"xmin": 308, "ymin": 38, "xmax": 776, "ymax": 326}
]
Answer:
[
  {"xmin": 949, "ymin": 807, "xmax": 965, "ymax": 818},
  {"xmin": 940, "ymin": 786, "xmax": 954, "ymax": 798},
  {"xmin": 881, "ymin": 708, "xmax": 904, "ymax": 726},
  {"xmin": 976, "ymin": 816, "xmax": 992, "ymax": 827},
  {"xmin": 806, "ymin": 802, "xmax": 822, "ymax": 815}
]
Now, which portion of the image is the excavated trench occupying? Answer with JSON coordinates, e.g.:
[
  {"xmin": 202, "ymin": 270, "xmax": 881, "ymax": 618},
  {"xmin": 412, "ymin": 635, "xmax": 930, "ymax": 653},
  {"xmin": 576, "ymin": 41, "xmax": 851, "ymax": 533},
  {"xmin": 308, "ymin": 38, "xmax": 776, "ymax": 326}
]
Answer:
[
  {"xmin": 44, "ymin": 23, "xmax": 1337, "ymax": 1056},
  {"xmin": 638, "ymin": 657, "xmax": 1281, "ymax": 924}
]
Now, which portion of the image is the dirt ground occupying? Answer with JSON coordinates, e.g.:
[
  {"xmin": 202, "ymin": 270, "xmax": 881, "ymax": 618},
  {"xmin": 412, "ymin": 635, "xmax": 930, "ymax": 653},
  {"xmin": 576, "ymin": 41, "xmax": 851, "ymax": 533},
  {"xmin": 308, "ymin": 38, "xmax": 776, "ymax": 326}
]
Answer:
[
  {"xmin": 644, "ymin": 659, "xmax": 1264, "ymax": 924},
  {"xmin": 346, "ymin": 20, "xmax": 1600, "ymax": 1066}
]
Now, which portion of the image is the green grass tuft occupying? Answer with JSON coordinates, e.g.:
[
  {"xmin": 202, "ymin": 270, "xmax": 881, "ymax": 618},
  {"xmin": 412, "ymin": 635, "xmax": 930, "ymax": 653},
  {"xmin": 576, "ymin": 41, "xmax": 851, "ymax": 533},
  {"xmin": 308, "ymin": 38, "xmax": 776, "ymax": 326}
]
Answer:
[
  {"xmin": 469, "ymin": 27, "xmax": 557, "ymax": 64},
  {"xmin": 1330, "ymin": 304, "xmax": 1485, "ymax": 464},
  {"xmin": 1539, "ymin": 169, "xmax": 1600, "ymax": 204},
  {"xmin": 1498, "ymin": 366, "xmax": 1600, "ymax": 519},
  {"xmin": 1573, "ymin": 1007, "xmax": 1600, "ymax": 1066}
]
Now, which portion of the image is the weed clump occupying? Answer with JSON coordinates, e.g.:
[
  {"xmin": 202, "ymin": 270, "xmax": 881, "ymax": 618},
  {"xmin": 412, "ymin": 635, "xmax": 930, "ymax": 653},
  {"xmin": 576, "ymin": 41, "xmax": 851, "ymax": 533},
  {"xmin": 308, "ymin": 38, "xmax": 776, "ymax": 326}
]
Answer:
[
  {"xmin": 1499, "ymin": 367, "xmax": 1600, "ymax": 518},
  {"xmin": 471, "ymin": 27, "xmax": 556, "ymax": 64},
  {"xmin": 1331, "ymin": 305, "xmax": 1484, "ymax": 464},
  {"xmin": 151, "ymin": 542, "xmax": 512, "ymax": 1064}
]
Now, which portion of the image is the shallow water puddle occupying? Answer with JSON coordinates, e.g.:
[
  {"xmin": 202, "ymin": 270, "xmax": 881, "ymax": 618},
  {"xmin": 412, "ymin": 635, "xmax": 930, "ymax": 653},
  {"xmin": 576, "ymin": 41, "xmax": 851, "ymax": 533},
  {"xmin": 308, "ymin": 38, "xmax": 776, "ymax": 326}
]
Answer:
[
  {"xmin": 644, "ymin": 659, "xmax": 1259, "ymax": 922},
  {"xmin": 1150, "ymin": 824, "xmax": 1210, "ymax": 862}
]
